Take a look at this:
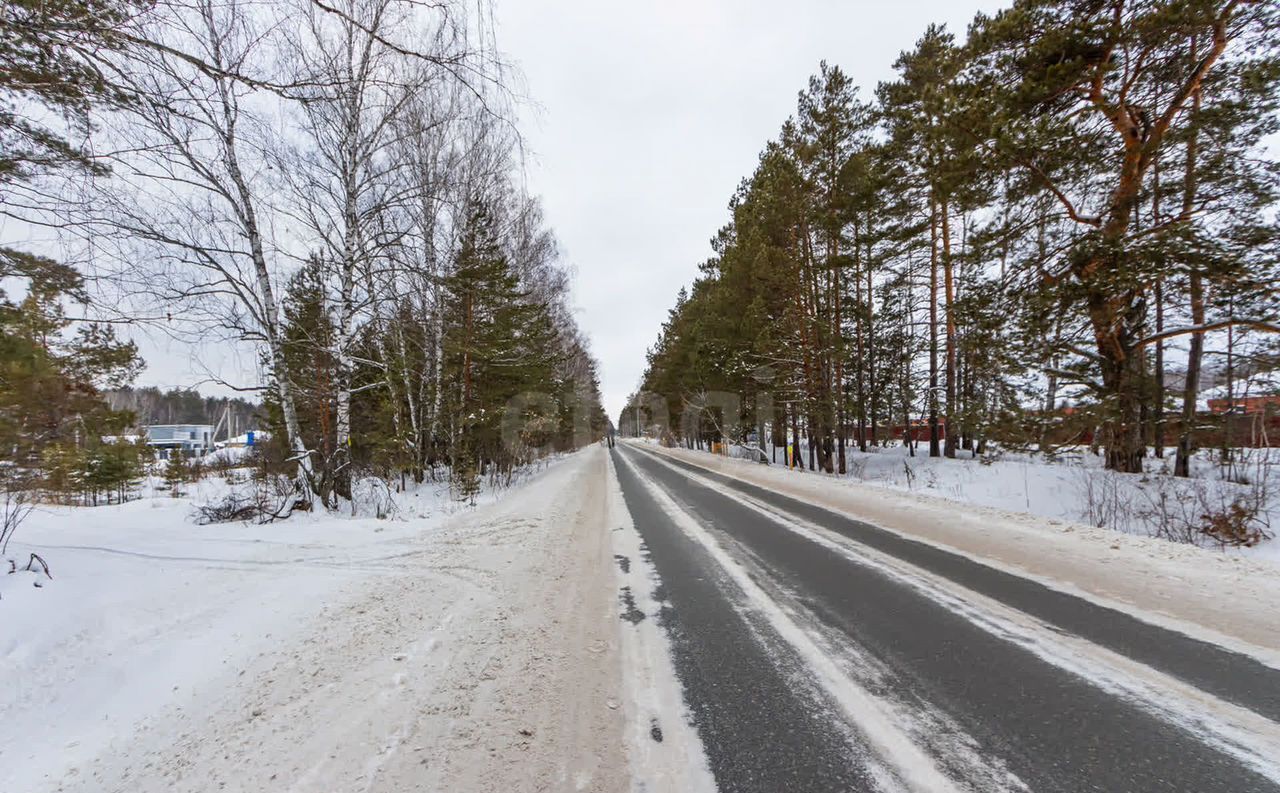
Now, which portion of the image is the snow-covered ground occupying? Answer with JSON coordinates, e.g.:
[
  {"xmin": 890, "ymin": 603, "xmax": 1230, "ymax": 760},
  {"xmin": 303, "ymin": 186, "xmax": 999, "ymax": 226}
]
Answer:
[
  {"xmin": 5, "ymin": 441, "xmax": 1276, "ymax": 792},
  {"xmin": 717, "ymin": 440, "xmax": 1280, "ymax": 565},
  {"xmin": 2, "ymin": 483, "xmax": 432, "ymax": 791},
  {"xmin": 0, "ymin": 451, "xmax": 638, "ymax": 793}
]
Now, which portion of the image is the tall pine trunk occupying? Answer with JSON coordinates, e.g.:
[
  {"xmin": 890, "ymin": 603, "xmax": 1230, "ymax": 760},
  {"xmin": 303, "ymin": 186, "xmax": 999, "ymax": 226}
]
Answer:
[
  {"xmin": 942, "ymin": 195, "xmax": 958, "ymax": 458},
  {"xmin": 1153, "ymin": 281, "xmax": 1165, "ymax": 457},
  {"xmin": 928, "ymin": 193, "xmax": 941, "ymax": 457},
  {"xmin": 866, "ymin": 246, "xmax": 877, "ymax": 448},
  {"xmin": 1175, "ymin": 75, "xmax": 1204, "ymax": 479},
  {"xmin": 835, "ymin": 234, "xmax": 847, "ymax": 474},
  {"xmin": 1090, "ymin": 288, "xmax": 1147, "ymax": 473}
]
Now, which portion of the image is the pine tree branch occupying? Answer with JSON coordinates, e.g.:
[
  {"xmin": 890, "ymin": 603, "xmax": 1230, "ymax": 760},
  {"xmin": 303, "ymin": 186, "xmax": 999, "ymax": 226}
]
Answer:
[
  {"xmin": 1135, "ymin": 319, "xmax": 1280, "ymax": 350},
  {"xmin": 948, "ymin": 121, "xmax": 1101, "ymax": 229},
  {"xmin": 1043, "ymin": 368, "xmax": 1104, "ymax": 393},
  {"xmin": 1142, "ymin": 1, "xmax": 1243, "ymax": 163}
]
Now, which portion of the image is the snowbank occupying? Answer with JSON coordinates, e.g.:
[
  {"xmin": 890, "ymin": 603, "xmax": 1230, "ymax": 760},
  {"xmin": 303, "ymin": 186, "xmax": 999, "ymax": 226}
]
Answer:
[
  {"xmin": 0, "ymin": 459, "xmax": 580, "ymax": 793},
  {"xmin": 718, "ymin": 440, "xmax": 1279, "ymax": 565}
]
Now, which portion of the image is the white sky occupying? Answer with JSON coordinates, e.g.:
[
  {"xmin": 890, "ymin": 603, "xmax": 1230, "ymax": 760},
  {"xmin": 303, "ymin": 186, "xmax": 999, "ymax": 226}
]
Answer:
[
  {"xmin": 496, "ymin": 0, "xmax": 1011, "ymax": 421},
  {"xmin": 119, "ymin": 0, "xmax": 1012, "ymax": 414}
]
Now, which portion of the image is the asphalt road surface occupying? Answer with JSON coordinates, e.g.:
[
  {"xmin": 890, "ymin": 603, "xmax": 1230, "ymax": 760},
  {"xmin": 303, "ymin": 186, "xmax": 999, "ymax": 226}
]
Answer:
[{"xmin": 612, "ymin": 444, "xmax": 1280, "ymax": 793}]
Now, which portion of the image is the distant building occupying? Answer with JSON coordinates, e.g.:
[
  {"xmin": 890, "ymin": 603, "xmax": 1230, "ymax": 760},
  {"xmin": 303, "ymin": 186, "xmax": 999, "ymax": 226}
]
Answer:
[{"xmin": 144, "ymin": 424, "xmax": 215, "ymax": 458}]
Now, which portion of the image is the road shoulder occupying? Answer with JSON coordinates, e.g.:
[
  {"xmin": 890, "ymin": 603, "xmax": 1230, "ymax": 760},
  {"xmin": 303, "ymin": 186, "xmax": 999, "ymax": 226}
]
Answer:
[{"xmin": 57, "ymin": 447, "xmax": 628, "ymax": 793}]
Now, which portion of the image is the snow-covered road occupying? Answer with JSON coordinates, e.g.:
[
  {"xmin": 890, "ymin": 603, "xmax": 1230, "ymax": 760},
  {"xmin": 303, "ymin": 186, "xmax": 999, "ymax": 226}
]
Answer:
[{"xmin": 4, "ymin": 443, "xmax": 1279, "ymax": 792}]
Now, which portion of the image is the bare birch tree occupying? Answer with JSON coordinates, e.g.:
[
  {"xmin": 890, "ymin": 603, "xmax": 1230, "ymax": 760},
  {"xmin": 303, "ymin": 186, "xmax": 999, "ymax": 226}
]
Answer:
[{"xmin": 73, "ymin": 0, "xmax": 320, "ymax": 504}]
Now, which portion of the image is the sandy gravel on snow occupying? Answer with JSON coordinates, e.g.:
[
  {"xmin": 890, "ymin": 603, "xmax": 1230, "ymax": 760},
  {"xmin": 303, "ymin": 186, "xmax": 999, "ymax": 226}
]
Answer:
[
  {"xmin": 60, "ymin": 447, "xmax": 627, "ymax": 793},
  {"xmin": 640, "ymin": 443, "xmax": 1280, "ymax": 661}
]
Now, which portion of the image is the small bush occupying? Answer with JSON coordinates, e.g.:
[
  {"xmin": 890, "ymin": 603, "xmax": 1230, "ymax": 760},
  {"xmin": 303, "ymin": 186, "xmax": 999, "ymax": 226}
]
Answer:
[
  {"xmin": 1, "ymin": 470, "xmax": 35, "ymax": 555},
  {"xmin": 195, "ymin": 492, "xmax": 266, "ymax": 524},
  {"xmin": 163, "ymin": 451, "xmax": 189, "ymax": 495},
  {"xmin": 351, "ymin": 476, "xmax": 398, "ymax": 519},
  {"xmin": 1079, "ymin": 451, "xmax": 1276, "ymax": 550},
  {"xmin": 1198, "ymin": 500, "xmax": 1270, "ymax": 548},
  {"xmin": 195, "ymin": 472, "xmax": 297, "ymax": 524}
]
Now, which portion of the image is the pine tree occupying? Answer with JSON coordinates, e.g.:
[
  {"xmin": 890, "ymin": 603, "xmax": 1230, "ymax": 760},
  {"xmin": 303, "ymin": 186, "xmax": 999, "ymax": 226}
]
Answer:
[
  {"xmin": 963, "ymin": 0, "xmax": 1280, "ymax": 471},
  {"xmin": 278, "ymin": 257, "xmax": 341, "ymax": 504},
  {"xmin": 879, "ymin": 24, "xmax": 985, "ymax": 458},
  {"xmin": 0, "ymin": 281, "xmax": 141, "ymax": 488},
  {"xmin": 632, "ymin": 1, "xmax": 1280, "ymax": 499},
  {"xmin": 1, "ymin": 0, "xmax": 145, "ymax": 285},
  {"xmin": 83, "ymin": 440, "xmax": 144, "ymax": 505},
  {"xmin": 440, "ymin": 200, "xmax": 564, "ymax": 490},
  {"xmin": 164, "ymin": 449, "xmax": 189, "ymax": 497},
  {"xmin": 0, "ymin": 0, "xmax": 147, "ymax": 509},
  {"xmin": 792, "ymin": 62, "xmax": 872, "ymax": 471}
]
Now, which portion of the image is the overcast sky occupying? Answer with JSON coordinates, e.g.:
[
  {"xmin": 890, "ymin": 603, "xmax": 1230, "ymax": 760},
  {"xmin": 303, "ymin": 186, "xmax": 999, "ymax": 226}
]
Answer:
[{"xmin": 496, "ymin": 0, "xmax": 1011, "ymax": 421}]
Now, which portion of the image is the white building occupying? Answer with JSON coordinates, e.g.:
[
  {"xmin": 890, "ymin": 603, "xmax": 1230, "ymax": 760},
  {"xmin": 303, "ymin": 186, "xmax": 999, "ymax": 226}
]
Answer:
[{"xmin": 144, "ymin": 424, "xmax": 215, "ymax": 458}]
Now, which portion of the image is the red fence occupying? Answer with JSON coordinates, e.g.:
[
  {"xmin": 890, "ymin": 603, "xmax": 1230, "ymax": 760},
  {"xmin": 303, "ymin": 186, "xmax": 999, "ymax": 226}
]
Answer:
[{"xmin": 882, "ymin": 413, "xmax": 1280, "ymax": 449}]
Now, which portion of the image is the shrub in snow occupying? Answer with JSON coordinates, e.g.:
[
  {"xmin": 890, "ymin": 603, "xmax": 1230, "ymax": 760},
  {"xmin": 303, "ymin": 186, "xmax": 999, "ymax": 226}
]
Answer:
[
  {"xmin": 451, "ymin": 455, "xmax": 481, "ymax": 505},
  {"xmin": 1077, "ymin": 452, "xmax": 1276, "ymax": 549},
  {"xmin": 350, "ymin": 477, "xmax": 398, "ymax": 520},
  {"xmin": 1, "ymin": 472, "xmax": 35, "ymax": 556},
  {"xmin": 195, "ymin": 492, "xmax": 270, "ymax": 524},
  {"xmin": 1198, "ymin": 501, "xmax": 1270, "ymax": 548},
  {"xmin": 195, "ymin": 471, "xmax": 299, "ymax": 524},
  {"xmin": 2, "ymin": 553, "xmax": 52, "ymax": 600}
]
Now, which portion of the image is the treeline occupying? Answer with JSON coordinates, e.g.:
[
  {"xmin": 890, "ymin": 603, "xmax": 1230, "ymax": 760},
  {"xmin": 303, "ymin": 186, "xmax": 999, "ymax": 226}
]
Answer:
[
  {"xmin": 106, "ymin": 387, "xmax": 262, "ymax": 434},
  {"xmin": 1, "ymin": 0, "xmax": 605, "ymax": 512},
  {"xmin": 626, "ymin": 0, "xmax": 1280, "ymax": 477}
]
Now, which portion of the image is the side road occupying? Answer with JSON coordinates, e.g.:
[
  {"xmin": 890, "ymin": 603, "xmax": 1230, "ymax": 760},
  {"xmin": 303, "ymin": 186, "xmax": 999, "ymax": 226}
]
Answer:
[{"xmin": 634, "ymin": 442, "xmax": 1280, "ymax": 663}]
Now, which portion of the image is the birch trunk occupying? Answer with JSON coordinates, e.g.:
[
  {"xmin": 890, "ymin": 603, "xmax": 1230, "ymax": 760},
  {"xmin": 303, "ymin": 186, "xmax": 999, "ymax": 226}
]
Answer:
[{"xmin": 205, "ymin": 16, "xmax": 315, "ymax": 505}]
